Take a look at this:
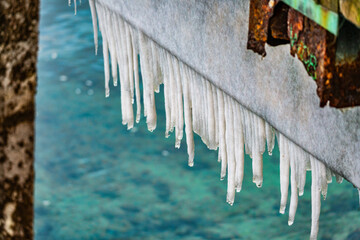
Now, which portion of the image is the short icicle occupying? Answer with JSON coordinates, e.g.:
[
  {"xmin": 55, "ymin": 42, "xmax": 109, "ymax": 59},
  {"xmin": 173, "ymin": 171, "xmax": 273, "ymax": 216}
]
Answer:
[
  {"xmin": 252, "ymin": 115, "xmax": 265, "ymax": 188},
  {"xmin": 265, "ymin": 122, "xmax": 275, "ymax": 155},
  {"xmin": 297, "ymin": 148, "xmax": 308, "ymax": 196}
]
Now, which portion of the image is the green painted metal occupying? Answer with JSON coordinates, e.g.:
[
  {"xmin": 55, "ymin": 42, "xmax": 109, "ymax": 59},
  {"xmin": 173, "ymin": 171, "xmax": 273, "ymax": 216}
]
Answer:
[{"xmin": 281, "ymin": 0, "xmax": 339, "ymax": 35}]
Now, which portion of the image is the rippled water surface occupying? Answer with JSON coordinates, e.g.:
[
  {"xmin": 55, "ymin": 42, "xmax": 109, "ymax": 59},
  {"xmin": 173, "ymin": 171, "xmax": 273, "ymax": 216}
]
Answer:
[{"xmin": 35, "ymin": 1, "xmax": 360, "ymax": 239}]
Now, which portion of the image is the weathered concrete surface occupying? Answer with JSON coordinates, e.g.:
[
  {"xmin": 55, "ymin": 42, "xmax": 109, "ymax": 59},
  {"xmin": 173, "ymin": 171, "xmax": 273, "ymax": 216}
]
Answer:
[
  {"xmin": 97, "ymin": 0, "xmax": 360, "ymax": 188},
  {"xmin": 0, "ymin": 0, "xmax": 38, "ymax": 239}
]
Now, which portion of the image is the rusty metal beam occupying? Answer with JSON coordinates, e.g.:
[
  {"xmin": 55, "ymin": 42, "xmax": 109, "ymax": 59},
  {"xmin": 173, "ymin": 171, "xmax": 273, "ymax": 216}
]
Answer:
[{"xmin": 247, "ymin": 0, "xmax": 360, "ymax": 108}]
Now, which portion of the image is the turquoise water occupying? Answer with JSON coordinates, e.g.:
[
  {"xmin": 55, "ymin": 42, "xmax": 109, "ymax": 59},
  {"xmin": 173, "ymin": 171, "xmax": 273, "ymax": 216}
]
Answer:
[{"xmin": 35, "ymin": 1, "xmax": 360, "ymax": 239}]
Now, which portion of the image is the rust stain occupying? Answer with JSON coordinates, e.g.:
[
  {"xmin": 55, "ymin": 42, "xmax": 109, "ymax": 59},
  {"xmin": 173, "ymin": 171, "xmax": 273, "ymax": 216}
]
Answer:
[
  {"xmin": 247, "ymin": 0, "xmax": 280, "ymax": 56},
  {"xmin": 247, "ymin": 0, "xmax": 360, "ymax": 108}
]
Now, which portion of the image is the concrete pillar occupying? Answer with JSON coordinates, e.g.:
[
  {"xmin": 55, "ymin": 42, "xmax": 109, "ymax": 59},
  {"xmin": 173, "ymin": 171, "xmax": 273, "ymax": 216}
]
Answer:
[{"xmin": 0, "ymin": 0, "xmax": 39, "ymax": 239}]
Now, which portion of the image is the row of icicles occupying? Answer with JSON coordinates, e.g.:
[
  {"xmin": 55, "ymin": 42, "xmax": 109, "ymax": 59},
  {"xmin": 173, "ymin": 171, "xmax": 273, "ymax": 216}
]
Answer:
[{"xmin": 67, "ymin": 1, "xmax": 360, "ymax": 239}]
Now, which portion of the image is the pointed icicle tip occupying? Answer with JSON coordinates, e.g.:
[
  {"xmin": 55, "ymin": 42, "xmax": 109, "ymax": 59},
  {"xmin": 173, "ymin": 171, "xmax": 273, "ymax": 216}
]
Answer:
[
  {"xmin": 288, "ymin": 219, "xmax": 294, "ymax": 226},
  {"xmin": 74, "ymin": 0, "xmax": 77, "ymax": 15},
  {"xmin": 279, "ymin": 206, "xmax": 286, "ymax": 214}
]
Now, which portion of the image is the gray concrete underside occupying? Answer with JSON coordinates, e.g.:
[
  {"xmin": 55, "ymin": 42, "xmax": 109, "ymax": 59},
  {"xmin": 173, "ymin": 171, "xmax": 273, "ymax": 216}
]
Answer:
[{"xmin": 97, "ymin": 0, "xmax": 360, "ymax": 188}]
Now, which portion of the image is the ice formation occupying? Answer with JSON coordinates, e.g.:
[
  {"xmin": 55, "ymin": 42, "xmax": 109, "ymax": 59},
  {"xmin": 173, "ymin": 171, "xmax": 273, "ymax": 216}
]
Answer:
[
  {"xmin": 69, "ymin": 0, "xmax": 79, "ymax": 15},
  {"xmin": 87, "ymin": 2, "xmax": 350, "ymax": 239}
]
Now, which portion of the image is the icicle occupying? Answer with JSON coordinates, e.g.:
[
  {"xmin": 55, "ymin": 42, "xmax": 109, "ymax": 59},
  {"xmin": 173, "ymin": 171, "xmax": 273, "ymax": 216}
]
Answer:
[
  {"xmin": 335, "ymin": 173, "xmax": 343, "ymax": 184},
  {"xmin": 252, "ymin": 115, "xmax": 265, "ymax": 188},
  {"xmin": 160, "ymin": 49, "xmax": 172, "ymax": 137},
  {"xmin": 181, "ymin": 64, "xmax": 195, "ymax": 166},
  {"xmin": 279, "ymin": 133, "xmax": 289, "ymax": 214},
  {"xmin": 242, "ymin": 107, "xmax": 252, "ymax": 157},
  {"xmin": 212, "ymin": 84, "xmax": 219, "ymax": 148},
  {"xmin": 74, "ymin": 0, "xmax": 77, "ymax": 15},
  {"xmin": 265, "ymin": 122, "xmax": 275, "ymax": 155},
  {"xmin": 288, "ymin": 143, "xmax": 298, "ymax": 226},
  {"xmin": 225, "ymin": 96, "xmax": 235, "ymax": 205},
  {"xmin": 297, "ymin": 148, "xmax": 308, "ymax": 196},
  {"xmin": 172, "ymin": 57, "xmax": 184, "ymax": 148},
  {"xmin": 206, "ymin": 81, "xmax": 216, "ymax": 150},
  {"xmin": 317, "ymin": 160, "xmax": 328, "ymax": 200},
  {"xmin": 106, "ymin": 12, "xmax": 118, "ymax": 88},
  {"xmin": 130, "ymin": 28, "xmax": 141, "ymax": 123},
  {"xmin": 88, "ymin": 0, "xmax": 98, "ymax": 55},
  {"xmin": 358, "ymin": 189, "xmax": 360, "ymax": 209},
  {"xmin": 139, "ymin": 31, "xmax": 157, "ymax": 131},
  {"xmin": 68, "ymin": 0, "xmax": 71, "ymax": 6},
  {"xmin": 234, "ymin": 102, "xmax": 244, "ymax": 192},
  {"xmin": 325, "ymin": 168, "xmax": 332, "ymax": 184},
  {"xmin": 151, "ymin": 42, "xmax": 162, "ymax": 93},
  {"xmin": 217, "ymin": 89, "xmax": 227, "ymax": 180},
  {"xmin": 199, "ymin": 77, "xmax": 208, "ymax": 145},
  {"xmin": 116, "ymin": 16, "xmax": 134, "ymax": 128},
  {"xmin": 189, "ymin": 69, "xmax": 200, "ymax": 137},
  {"xmin": 125, "ymin": 23, "xmax": 135, "ymax": 106},
  {"xmin": 167, "ymin": 53, "xmax": 177, "ymax": 135},
  {"xmin": 95, "ymin": 3, "xmax": 110, "ymax": 97},
  {"xmin": 310, "ymin": 156, "xmax": 321, "ymax": 240},
  {"xmin": 111, "ymin": 13, "xmax": 128, "ymax": 125}
]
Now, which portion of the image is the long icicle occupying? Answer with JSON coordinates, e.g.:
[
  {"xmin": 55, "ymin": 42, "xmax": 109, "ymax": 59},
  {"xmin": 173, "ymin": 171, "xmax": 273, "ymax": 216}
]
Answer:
[
  {"xmin": 225, "ymin": 96, "xmax": 235, "ymax": 205},
  {"xmin": 234, "ymin": 104, "xmax": 244, "ymax": 192},
  {"xmin": 288, "ymin": 143, "xmax": 298, "ymax": 226},
  {"xmin": 139, "ymin": 31, "xmax": 157, "ymax": 131},
  {"xmin": 118, "ymin": 16, "xmax": 133, "ymax": 128},
  {"xmin": 107, "ymin": 12, "xmax": 118, "ymax": 88},
  {"xmin": 279, "ymin": 133, "xmax": 290, "ymax": 214},
  {"xmin": 88, "ymin": 0, "xmax": 98, "ymax": 55},
  {"xmin": 173, "ymin": 57, "xmax": 184, "ymax": 148},
  {"xmin": 217, "ymin": 89, "xmax": 227, "ymax": 180},
  {"xmin": 95, "ymin": 3, "xmax": 110, "ymax": 98},
  {"xmin": 130, "ymin": 28, "xmax": 141, "ymax": 123},
  {"xmin": 310, "ymin": 156, "xmax": 321, "ymax": 240},
  {"xmin": 182, "ymin": 64, "xmax": 195, "ymax": 166},
  {"xmin": 112, "ymin": 13, "xmax": 128, "ymax": 125}
]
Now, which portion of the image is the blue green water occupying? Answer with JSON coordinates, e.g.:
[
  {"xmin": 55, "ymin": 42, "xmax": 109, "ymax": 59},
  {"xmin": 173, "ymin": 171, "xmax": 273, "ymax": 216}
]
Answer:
[{"xmin": 35, "ymin": 1, "xmax": 360, "ymax": 239}]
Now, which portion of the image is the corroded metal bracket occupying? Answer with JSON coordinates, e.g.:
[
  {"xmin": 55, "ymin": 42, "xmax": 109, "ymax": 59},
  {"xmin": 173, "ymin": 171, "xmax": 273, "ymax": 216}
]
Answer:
[{"xmin": 247, "ymin": 0, "xmax": 360, "ymax": 108}]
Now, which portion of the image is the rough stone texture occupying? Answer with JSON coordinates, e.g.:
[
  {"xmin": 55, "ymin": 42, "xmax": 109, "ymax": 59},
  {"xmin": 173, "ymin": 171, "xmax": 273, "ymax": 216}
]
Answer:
[
  {"xmin": 0, "ymin": 0, "xmax": 38, "ymax": 239},
  {"xmin": 96, "ymin": 0, "xmax": 360, "ymax": 188}
]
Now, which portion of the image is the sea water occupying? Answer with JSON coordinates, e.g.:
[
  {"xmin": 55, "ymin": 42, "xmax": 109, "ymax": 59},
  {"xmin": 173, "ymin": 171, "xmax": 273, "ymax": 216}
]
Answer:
[{"xmin": 35, "ymin": 1, "xmax": 360, "ymax": 239}]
